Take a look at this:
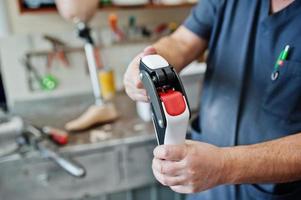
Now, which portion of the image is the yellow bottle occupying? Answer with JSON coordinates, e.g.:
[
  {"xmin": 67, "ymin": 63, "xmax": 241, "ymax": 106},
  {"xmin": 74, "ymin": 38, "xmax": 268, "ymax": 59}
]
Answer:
[{"xmin": 98, "ymin": 69, "xmax": 116, "ymax": 100}]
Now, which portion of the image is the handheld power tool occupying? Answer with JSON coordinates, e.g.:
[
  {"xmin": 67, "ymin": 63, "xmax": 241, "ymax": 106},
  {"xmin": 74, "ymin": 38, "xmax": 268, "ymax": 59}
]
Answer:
[{"xmin": 139, "ymin": 55, "xmax": 191, "ymax": 145}]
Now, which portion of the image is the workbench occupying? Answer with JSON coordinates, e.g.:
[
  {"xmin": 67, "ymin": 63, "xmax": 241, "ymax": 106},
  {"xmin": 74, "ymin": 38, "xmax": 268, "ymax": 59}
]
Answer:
[{"xmin": 0, "ymin": 92, "xmax": 183, "ymax": 200}]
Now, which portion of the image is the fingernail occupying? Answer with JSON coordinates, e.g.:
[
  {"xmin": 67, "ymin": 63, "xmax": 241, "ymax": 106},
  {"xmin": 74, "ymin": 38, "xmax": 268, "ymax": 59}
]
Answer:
[{"xmin": 143, "ymin": 46, "xmax": 156, "ymax": 55}]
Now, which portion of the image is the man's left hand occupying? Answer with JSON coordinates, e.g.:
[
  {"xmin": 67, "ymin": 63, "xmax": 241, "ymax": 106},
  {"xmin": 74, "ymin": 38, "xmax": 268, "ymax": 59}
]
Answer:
[{"xmin": 152, "ymin": 140, "xmax": 228, "ymax": 193}]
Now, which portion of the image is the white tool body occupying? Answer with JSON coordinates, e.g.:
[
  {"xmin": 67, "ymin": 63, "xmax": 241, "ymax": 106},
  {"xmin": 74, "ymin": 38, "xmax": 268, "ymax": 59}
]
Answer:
[{"xmin": 140, "ymin": 55, "xmax": 191, "ymax": 145}]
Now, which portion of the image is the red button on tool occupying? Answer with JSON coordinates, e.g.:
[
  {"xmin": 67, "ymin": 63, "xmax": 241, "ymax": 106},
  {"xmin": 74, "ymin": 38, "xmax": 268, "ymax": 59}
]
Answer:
[{"xmin": 159, "ymin": 90, "xmax": 186, "ymax": 116}]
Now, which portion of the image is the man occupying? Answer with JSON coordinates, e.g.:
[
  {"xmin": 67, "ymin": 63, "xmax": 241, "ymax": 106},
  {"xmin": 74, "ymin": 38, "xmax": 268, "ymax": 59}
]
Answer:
[{"xmin": 124, "ymin": 0, "xmax": 301, "ymax": 199}]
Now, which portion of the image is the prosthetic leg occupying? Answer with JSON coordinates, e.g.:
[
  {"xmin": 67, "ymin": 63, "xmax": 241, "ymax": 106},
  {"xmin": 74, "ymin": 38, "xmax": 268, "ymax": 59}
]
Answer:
[{"xmin": 65, "ymin": 23, "xmax": 118, "ymax": 131}]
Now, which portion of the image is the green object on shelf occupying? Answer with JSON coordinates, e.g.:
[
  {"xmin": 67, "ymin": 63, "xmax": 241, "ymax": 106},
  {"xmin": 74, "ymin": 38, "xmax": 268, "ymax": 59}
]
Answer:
[
  {"xmin": 41, "ymin": 74, "xmax": 58, "ymax": 91},
  {"xmin": 129, "ymin": 16, "xmax": 136, "ymax": 28},
  {"xmin": 100, "ymin": 0, "xmax": 111, "ymax": 6}
]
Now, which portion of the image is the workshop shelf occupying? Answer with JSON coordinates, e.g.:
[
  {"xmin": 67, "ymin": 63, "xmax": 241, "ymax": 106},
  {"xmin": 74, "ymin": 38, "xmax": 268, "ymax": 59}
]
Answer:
[{"xmin": 18, "ymin": 0, "xmax": 195, "ymax": 14}]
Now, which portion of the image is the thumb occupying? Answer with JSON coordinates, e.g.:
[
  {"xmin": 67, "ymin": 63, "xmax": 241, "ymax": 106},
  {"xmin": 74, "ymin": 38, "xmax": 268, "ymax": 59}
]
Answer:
[
  {"xmin": 142, "ymin": 46, "xmax": 157, "ymax": 56},
  {"xmin": 153, "ymin": 144, "xmax": 187, "ymax": 161},
  {"xmin": 135, "ymin": 46, "xmax": 157, "ymax": 89},
  {"xmin": 137, "ymin": 46, "xmax": 157, "ymax": 60}
]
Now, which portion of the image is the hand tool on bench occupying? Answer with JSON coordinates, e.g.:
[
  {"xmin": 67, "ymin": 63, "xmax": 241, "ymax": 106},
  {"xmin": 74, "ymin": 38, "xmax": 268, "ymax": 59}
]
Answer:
[
  {"xmin": 21, "ymin": 124, "xmax": 85, "ymax": 177},
  {"xmin": 0, "ymin": 116, "xmax": 85, "ymax": 177}
]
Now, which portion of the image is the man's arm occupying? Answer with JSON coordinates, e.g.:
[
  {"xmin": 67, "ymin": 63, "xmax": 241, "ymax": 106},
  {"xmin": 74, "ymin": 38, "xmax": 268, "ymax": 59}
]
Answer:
[
  {"xmin": 224, "ymin": 132, "xmax": 301, "ymax": 184},
  {"xmin": 123, "ymin": 26, "xmax": 207, "ymax": 102},
  {"xmin": 153, "ymin": 26, "xmax": 208, "ymax": 72},
  {"xmin": 152, "ymin": 133, "xmax": 301, "ymax": 193}
]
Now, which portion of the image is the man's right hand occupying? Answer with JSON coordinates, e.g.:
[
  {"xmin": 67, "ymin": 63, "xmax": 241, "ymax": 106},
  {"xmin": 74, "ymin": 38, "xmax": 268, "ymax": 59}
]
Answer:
[
  {"xmin": 123, "ymin": 46, "xmax": 157, "ymax": 102},
  {"xmin": 123, "ymin": 26, "xmax": 207, "ymax": 102}
]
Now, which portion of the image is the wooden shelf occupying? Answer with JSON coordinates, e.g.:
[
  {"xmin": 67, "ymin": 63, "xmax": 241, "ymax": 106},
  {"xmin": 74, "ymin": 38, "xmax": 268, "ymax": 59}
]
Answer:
[
  {"xmin": 18, "ymin": 0, "xmax": 195, "ymax": 14},
  {"xmin": 99, "ymin": 3, "xmax": 195, "ymax": 11}
]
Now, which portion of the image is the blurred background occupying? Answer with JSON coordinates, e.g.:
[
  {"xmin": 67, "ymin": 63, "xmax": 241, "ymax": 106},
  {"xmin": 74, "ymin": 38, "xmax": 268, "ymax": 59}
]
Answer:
[{"xmin": 0, "ymin": 0, "xmax": 206, "ymax": 199}]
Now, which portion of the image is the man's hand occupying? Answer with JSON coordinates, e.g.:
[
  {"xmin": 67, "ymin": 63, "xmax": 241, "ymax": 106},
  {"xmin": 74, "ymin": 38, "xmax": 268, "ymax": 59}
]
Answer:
[
  {"xmin": 152, "ymin": 140, "xmax": 227, "ymax": 193},
  {"xmin": 152, "ymin": 133, "xmax": 301, "ymax": 194},
  {"xmin": 123, "ymin": 46, "xmax": 156, "ymax": 102},
  {"xmin": 123, "ymin": 26, "xmax": 208, "ymax": 102}
]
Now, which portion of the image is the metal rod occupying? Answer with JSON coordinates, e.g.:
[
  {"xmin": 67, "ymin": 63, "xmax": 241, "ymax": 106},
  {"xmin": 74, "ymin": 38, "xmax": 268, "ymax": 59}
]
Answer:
[
  {"xmin": 84, "ymin": 43, "xmax": 103, "ymax": 105},
  {"xmin": 77, "ymin": 22, "xmax": 104, "ymax": 105}
]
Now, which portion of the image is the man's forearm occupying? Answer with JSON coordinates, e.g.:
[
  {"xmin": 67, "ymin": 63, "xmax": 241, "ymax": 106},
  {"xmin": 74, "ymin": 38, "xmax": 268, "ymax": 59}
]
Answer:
[
  {"xmin": 153, "ymin": 36, "xmax": 190, "ymax": 71},
  {"xmin": 153, "ymin": 26, "xmax": 207, "ymax": 72},
  {"xmin": 223, "ymin": 133, "xmax": 301, "ymax": 184}
]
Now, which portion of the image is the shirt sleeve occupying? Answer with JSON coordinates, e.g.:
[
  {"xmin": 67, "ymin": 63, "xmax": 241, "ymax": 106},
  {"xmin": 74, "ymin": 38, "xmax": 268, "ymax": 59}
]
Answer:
[{"xmin": 183, "ymin": 0, "xmax": 222, "ymax": 40}]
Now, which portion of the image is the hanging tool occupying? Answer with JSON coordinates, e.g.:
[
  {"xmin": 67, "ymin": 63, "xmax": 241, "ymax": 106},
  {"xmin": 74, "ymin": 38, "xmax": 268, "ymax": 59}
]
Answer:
[
  {"xmin": 141, "ymin": 26, "xmax": 152, "ymax": 38},
  {"xmin": 21, "ymin": 56, "xmax": 58, "ymax": 91},
  {"xmin": 168, "ymin": 22, "xmax": 178, "ymax": 33},
  {"xmin": 139, "ymin": 55, "xmax": 191, "ymax": 145},
  {"xmin": 154, "ymin": 23, "xmax": 168, "ymax": 35},
  {"xmin": 43, "ymin": 35, "xmax": 70, "ymax": 68},
  {"xmin": 108, "ymin": 13, "xmax": 125, "ymax": 41},
  {"xmin": 21, "ymin": 56, "xmax": 43, "ymax": 91}
]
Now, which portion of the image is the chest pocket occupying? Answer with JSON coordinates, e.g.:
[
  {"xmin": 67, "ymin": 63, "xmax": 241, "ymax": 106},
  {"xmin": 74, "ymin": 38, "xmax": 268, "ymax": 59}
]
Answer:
[{"xmin": 262, "ymin": 60, "xmax": 301, "ymax": 121}]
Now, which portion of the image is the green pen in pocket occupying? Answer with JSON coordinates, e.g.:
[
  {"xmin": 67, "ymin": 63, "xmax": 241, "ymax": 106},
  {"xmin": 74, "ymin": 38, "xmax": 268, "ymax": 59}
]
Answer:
[{"xmin": 271, "ymin": 45, "xmax": 290, "ymax": 81}]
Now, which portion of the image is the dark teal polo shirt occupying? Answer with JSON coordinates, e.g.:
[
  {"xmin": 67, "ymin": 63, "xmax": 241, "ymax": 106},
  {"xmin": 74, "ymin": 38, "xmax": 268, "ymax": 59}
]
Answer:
[{"xmin": 183, "ymin": 0, "xmax": 301, "ymax": 199}]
